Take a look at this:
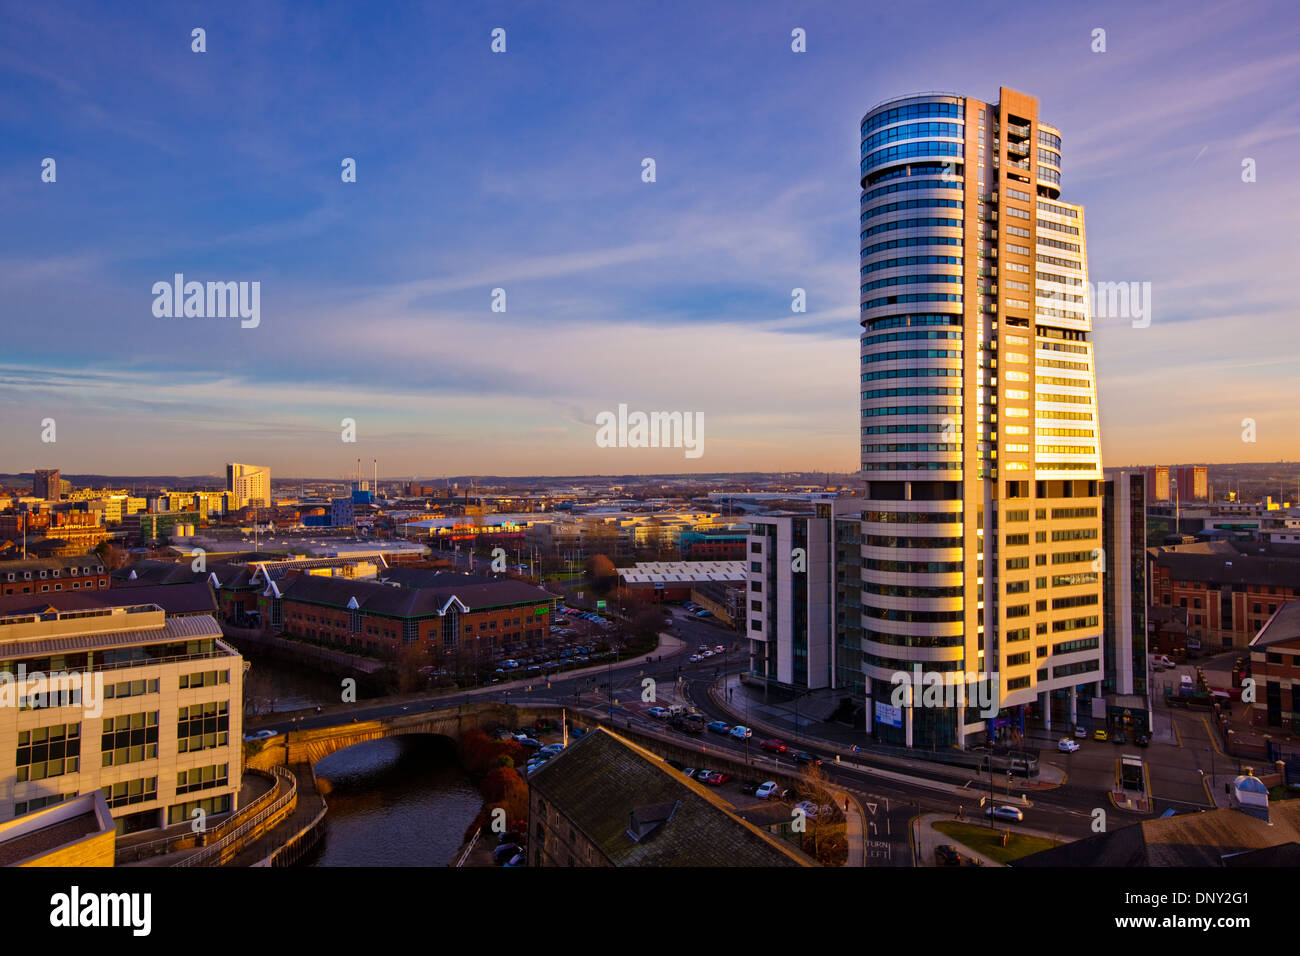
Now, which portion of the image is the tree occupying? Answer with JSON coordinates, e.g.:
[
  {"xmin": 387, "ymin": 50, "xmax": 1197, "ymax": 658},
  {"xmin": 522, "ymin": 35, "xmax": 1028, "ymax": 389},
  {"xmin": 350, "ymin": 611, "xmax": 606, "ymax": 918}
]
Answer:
[
  {"xmin": 93, "ymin": 540, "xmax": 129, "ymax": 571},
  {"xmin": 584, "ymin": 554, "xmax": 617, "ymax": 596},
  {"xmin": 396, "ymin": 642, "xmax": 430, "ymax": 693}
]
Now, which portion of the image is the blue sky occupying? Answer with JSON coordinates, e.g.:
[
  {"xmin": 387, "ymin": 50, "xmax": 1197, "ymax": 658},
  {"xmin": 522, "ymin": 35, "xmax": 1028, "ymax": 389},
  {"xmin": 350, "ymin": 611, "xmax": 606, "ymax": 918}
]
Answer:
[{"xmin": 2, "ymin": 0, "xmax": 1297, "ymax": 478}]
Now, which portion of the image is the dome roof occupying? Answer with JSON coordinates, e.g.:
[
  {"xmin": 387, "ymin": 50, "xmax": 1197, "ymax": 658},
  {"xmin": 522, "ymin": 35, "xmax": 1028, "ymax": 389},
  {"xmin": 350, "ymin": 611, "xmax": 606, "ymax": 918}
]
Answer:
[{"xmin": 1233, "ymin": 775, "xmax": 1269, "ymax": 794}]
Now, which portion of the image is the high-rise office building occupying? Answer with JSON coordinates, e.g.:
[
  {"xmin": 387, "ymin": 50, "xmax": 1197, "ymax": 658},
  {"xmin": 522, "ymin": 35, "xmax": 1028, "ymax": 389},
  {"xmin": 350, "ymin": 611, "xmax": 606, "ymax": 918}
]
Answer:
[
  {"xmin": 226, "ymin": 462, "xmax": 270, "ymax": 509},
  {"xmin": 858, "ymin": 88, "xmax": 1103, "ymax": 748},
  {"xmin": 1103, "ymin": 470, "xmax": 1147, "ymax": 698},
  {"xmin": 33, "ymin": 469, "xmax": 61, "ymax": 501}
]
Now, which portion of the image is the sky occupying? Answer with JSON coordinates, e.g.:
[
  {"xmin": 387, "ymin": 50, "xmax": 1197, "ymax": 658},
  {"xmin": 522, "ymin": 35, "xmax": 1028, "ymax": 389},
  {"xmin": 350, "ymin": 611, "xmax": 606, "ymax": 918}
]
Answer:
[{"xmin": 1, "ymin": 0, "xmax": 1298, "ymax": 479}]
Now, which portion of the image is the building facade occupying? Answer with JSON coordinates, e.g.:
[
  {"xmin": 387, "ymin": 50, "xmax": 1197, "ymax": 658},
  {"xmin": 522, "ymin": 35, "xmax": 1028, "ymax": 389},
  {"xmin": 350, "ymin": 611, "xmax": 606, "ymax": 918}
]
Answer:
[
  {"xmin": 858, "ymin": 88, "xmax": 1104, "ymax": 748},
  {"xmin": 33, "ymin": 470, "xmax": 61, "ymax": 502},
  {"xmin": 1103, "ymin": 470, "xmax": 1148, "ymax": 697},
  {"xmin": 0, "ymin": 603, "xmax": 243, "ymax": 834},
  {"xmin": 0, "ymin": 555, "xmax": 109, "ymax": 596},
  {"xmin": 226, "ymin": 462, "xmax": 271, "ymax": 509}
]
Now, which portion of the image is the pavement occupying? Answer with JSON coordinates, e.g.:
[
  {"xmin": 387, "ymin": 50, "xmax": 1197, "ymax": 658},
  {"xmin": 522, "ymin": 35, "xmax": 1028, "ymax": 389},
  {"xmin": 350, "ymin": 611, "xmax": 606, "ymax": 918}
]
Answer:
[{"xmin": 912, "ymin": 811, "xmax": 1065, "ymax": 867}]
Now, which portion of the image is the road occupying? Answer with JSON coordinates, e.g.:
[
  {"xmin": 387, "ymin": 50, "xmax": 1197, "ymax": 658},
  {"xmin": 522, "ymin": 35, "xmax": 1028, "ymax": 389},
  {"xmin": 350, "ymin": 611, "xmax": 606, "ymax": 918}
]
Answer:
[{"xmin": 253, "ymin": 604, "xmax": 1180, "ymax": 864}]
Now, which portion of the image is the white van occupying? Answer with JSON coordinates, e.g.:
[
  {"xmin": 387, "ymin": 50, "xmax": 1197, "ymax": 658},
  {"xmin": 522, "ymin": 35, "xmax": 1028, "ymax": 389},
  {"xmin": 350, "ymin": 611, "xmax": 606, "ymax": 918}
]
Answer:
[
  {"xmin": 1152, "ymin": 654, "xmax": 1175, "ymax": 670},
  {"xmin": 1180, "ymin": 674, "xmax": 1194, "ymax": 689}
]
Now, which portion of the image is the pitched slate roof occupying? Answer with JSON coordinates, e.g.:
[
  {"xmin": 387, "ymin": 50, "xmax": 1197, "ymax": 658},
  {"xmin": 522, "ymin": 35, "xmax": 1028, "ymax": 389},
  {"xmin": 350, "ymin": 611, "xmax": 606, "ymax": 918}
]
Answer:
[
  {"xmin": 1017, "ymin": 799, "xmax": 1300, "ymax": 867},
  {"xmin": 277, "ymin": 572, "xmax": 557, "ymax": 618},
  {"xmin": 0, "ymin": 581, "xmax": 217, "ymax": 617},
  {"xmin": 1150, "ymin": 542, "xmax": 1300, "ymax": 590},
  {"xmin": 528, "ymin": 727, "xmax": 809, "ymax": 867}
]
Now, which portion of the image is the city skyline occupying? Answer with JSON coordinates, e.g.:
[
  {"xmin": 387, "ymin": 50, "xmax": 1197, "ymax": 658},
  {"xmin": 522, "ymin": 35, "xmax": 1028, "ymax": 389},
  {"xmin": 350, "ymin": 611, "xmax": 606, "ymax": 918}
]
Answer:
[{"xmin": 4, "ymin": 1, "xmax": 1299, "ymax": 476}]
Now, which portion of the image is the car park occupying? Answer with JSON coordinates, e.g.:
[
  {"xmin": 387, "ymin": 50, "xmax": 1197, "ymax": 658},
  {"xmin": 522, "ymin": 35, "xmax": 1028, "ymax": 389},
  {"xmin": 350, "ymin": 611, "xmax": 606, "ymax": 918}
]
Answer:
[
  {"xmin": 730, "ymin": 725, "xmax": 752, "ymax": 739},
  {"xmin": 1057, "ymin": 738, "xmax": 1080, "ymax": 753},
  {"xmin": 985, "ymin": 805, "xmax": 1024, "ymax": 823}
]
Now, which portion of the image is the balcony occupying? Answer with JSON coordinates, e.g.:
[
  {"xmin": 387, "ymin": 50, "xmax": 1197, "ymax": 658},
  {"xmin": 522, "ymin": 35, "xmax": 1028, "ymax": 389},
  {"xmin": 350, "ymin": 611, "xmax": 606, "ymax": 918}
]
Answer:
[{"xmin": 1006, "ymin": 122, "xmax": 1031, "ymax": 140}]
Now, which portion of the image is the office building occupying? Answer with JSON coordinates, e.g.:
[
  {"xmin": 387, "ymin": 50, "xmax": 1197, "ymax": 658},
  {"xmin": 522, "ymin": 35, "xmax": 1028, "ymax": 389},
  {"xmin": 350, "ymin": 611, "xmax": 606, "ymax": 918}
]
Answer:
[
  {"xmin": 33, "ymin": 470, "xmax": 62, "ymax": 502},
  {"xmin": 1102, "ymin": 470, "xmax": 1148, "ymax": 698},
  {"xmin": 857, "ymin": 88, "xmax": 1103, "ymax": 748},
  {"xmin": 226, "ymin": 463, "xmax": 270, "ymax": 509},
  {"xmin": 0, "ymin": 602, "xmax": 243, "ymax": 834}
]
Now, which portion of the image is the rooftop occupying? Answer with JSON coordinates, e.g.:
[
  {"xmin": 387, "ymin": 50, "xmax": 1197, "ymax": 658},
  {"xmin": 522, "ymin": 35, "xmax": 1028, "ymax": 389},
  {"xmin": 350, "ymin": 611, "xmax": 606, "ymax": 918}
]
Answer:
[{"xmin": 528, "ymin": 727, "xmax": 808, "ymax": 867}]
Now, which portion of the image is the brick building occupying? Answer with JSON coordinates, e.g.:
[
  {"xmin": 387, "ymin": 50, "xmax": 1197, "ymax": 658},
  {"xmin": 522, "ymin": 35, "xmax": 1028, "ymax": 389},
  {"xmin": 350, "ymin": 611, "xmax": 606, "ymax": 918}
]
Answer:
[
  {"xmin": 272, "ymin": 572, "xmax": 557, "ymax": 658},
  {"xmin": 0, "ymin": 555, "xmax": 109, "ymax": 596},
  {"xmin": 1147, "ymin": 542, "xmax": 1300, "ymax": 651},
  {"xmin": 1247, "ymin": 600, "xmax": 1300, "ymax": 731}
]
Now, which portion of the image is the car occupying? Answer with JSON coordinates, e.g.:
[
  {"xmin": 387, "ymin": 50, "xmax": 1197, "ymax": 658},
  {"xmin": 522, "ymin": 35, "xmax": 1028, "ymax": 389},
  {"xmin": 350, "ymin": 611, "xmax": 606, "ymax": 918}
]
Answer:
[
  {"xmin": 759, "ymin": 738, "xmax": 787, "ymax": 754},
  {"xmin": 713, "ymin": 645, "xmax": 726, "ymax": 654},
  {"xmin": 739, "ymin": 780, "xmax": 761, "ymax": 795},
  {"xmin": 935, "ymin": 844, "xmax": 963, "ymax": 866},
  {"xmin": 794, "ymin": 800, "xmax": 832, "ymax": 819},
  {"xmin": 1057, "ymin": 738, "xmax": 1080, "ymax": 753},
  {"xmin": 1134, "ymin": 733, "xmax": 1150, "ymax": 747},
  {"xmin": 1074, "ymin": 726, "xmax": 1088, "ymax": 739},
  {"xmin": 493, "ymin": 843, "xmax": 523, "ymax": 865},
  {"xmin": 1093, "ymin": 729, "xmax": 1109, "ymax": 742},
  {"xmin": 703, "ymin": 650, "xmax": 715, "ymax": 658},
  {"xmin": 985, "ymin": 805, "xmax": 1024, "ymax": 823},
  {"xmin": 538, "ymin": 743, "xmax": 565, "ymax": 756},
  {"xmin": 689, "ymin": 654, "xmax": 703, "ymax": 663},
  {"xmin": 698, "ymin": 644, "xmax": 708, "ymax": 652},
  {"xmin": 791, "ymin": 751, "xmax": 822, "ymax": 767},
  {"xmin": 517, "ymin": 738, "xmax": 542, "ymax": 749},
  {"xmin": 703, "ymin": 771, "xmax": 731, "ymax": 786},
  {"xmin": 707, "ymin": 721, "xmax": 732, "ymax": 734},
  {"xmin": 756, "ymin": 781, "xmax": 780, "ymax": 799},
  {"xmin": 682, "ymin": 767, "xmax": 698, "ymax": 778},
  {"xmin": 1111, "ymin": 731, "xmax": 1127, "ymax": 745},
  {"xmin": 730, "ymin": 725, "xmax": 752, "ymax": 739},
  {"xmin": 243, "ymin": 729, "xmax": 278, "ymax": 741},
  {"xmin": 647, "ymin": 706, "xmax": 670, "ymax": 719}
]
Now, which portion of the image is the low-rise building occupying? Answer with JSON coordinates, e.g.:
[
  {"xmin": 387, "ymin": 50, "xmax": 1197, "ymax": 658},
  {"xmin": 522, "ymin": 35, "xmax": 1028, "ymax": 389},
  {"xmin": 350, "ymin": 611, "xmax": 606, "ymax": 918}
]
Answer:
[
  {"xmin": 0, "ymin": 555, "xmax": 109, "ymax": 596},
  {"xmin": 1247, "ymin": 600, "xmax": 1300, "ymax": 732}
]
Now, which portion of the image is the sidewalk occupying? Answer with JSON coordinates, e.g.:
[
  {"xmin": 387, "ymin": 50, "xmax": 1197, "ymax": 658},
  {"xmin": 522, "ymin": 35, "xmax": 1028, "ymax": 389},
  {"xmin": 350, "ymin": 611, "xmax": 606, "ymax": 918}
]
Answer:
[{"xmin": 912, "ymin": 811, "xmax": 1065, "ymax": 867}]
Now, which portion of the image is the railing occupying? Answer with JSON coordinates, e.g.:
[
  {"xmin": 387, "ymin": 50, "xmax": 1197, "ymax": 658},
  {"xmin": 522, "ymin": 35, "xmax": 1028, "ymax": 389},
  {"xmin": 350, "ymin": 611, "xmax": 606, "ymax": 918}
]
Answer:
[
  {"xmin": 454, "ymin": 828, "xmax": 480, "ymax": 868},
  {"xmin": 173, "ymin": 766, "xmax": 297, "ymax": 867}
]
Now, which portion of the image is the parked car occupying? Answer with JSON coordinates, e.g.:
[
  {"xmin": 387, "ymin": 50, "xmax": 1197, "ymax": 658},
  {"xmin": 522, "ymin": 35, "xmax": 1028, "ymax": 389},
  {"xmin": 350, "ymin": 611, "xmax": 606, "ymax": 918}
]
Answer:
[
  {"xmin": 682, "ymin": 767, "xmax": 698, "ymax": 778},
  {"xmin": 1093, "ymin": 729, "xmax": 1109, "ymax": 742},
  {"xmin": 1057, "ymin": 738, "xmax": 1080, "ymax": 753},
  {"xmin": 985, "ymin": 805, "xmax": 1024, "ymax": 823},
  {"xmin": 756, "ymin": 781, "xmax": 780, "ymax": 800},
  {"xmin": 493, "ymin": 843, "xmax": 523, "ymax": 865},
  {"xmin": 740, "ymin": 780, "xmax": 761, "ymax": 795},
  {"xmin": 1111, "ymin": 731, "xmax": 1127, "ymax": 745},
  {"xmin": 517, "ymin": 738, "xmax": 542, "ymax": 750},
  {"xmin": 730, "ymin": 726, "xmax": 753, "ymax": 740},
  {"xmin": 759, "ymin": 738, "xmax": 787, "ymax": 754},
  {"xmin": 705, "ymin": 771, "xmax": 731, "ymax": 786},
  {"xmin": 791, "ymin": 751, "xmax": 822, "ymax": 767},
  {"xmin": 1073, "ymin": 726, "xmax": 1088, "ymax": 739},
  {"xmin": 707, "ymin": 721, "xmax": 732, "ymax": 735},
  {"xmin": 935, "ymin": 844, "xmax": 963, "ymax": 866}
]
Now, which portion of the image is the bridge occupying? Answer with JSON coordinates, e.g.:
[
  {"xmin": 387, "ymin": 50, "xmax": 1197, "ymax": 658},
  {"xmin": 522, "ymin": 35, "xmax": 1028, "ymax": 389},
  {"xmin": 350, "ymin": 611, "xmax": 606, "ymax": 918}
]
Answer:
[{"xmin": 272, "ymin": 699, "xmax": 534, "ymax": 766}]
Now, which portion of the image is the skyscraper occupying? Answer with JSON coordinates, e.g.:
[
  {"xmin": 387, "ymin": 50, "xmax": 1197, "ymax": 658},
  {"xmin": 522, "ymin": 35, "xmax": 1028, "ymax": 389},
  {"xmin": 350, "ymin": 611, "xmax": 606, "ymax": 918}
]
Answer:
[
  {"xmin": 858, "ymin": 88, "xmax": 1103, "ymax": 749},
  {"xmin": 33, "ymin": 469, "xmax": 61, "ymax": 501},
  {"xmin": 226, "ymin": 462, "xmax": 271, "ymax": 509}
]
